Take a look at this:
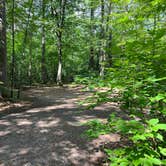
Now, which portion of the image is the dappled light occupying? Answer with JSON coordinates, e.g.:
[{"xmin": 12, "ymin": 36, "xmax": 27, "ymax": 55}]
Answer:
[
  {"xmin": 16, "ymin": 119, "xmax": 33, "ymax": 126},
  {"xmin": 0, "ymin": 0, "xmax": 165, "ymax": 164},
  {"xmin": 36, "ymin": 119, "xmax": 60, "ymax": 128},
  {"xmin": 0, "ymin": 86, "xmax": 119, "ymax": 165}
]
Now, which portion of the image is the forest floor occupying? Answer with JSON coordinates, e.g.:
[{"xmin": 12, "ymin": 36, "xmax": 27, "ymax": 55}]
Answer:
[{"xmin": 0, "ymin": 85, "xmax": 124, "ymax": 166}]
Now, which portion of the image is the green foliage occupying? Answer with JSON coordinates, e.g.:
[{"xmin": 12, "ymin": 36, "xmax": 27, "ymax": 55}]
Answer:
[
  {"xmin": 0, "ymin": 84, "xmax": 19, "ymax": 99},
  {"xmin": 120, "ymin": 77, "xmax": 166, "ymax": 114},
  {"xmin": 83, "ymin": 74, "xmax": 166, "ymax": 164},
  {"xmin": 84, "ymin": 114, "xmax": 166, "ymax": 165},
  {"xmin": 84, "ymin": 119, "xmax": 111, "ymax": 138},
  {"xmin": 79, "ymin": 89, "xmax": 112, "ymax": 110},
  {"xmin": 105, "ymin": 117, "xmax": 166, "ymax": 166},
  {"xmin": 4, "ymin": 0, "xmax": 166, "ymax": 163},
  {"xmin": 74, "ymin": 75, "xmax": 91, "ymax": 85}
]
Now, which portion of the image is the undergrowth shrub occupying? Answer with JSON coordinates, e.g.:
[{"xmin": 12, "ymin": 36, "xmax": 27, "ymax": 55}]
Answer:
[{"xmin": 81, "ymin": 74, "xmax": 166, "ymax": 165}]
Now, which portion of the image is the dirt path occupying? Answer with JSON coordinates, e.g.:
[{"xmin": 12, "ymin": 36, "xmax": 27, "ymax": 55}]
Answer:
[{"xmin": 0, "ymin": 85, "xmax": 120, "ymax": 166}]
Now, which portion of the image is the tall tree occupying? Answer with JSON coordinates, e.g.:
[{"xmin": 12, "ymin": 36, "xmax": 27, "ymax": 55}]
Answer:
[
  {"xmin": 105, "ymin": 1, "xmax": 112, "ymax": 67},
  {"xmin": 56, "ymin": 0, "xmax": 66, "ymax": 86},
  {"xmin": 41, "ymin": 0, "xmax": 47, "ymax": 83},
  {"xmin": 99, "ymin": 0, "xmax": 106, "ymax": 76},
  {"xmin": 0, "ymin": 0, "xmax": 7, "ymax": 85},
  {"xmin": 28, "ymin": 32, "xmax": 33, "ymax": 86},
  {"xmin": 89, "ymin": 0, "xmax": 95, "ymax": 70},
  {"xmin": 51, "ymin": 0, "xmax": 67, "ymax": 85},
  {"xmin": 10, "ymin": 0, "xmax": 15, "ymax": 97}
]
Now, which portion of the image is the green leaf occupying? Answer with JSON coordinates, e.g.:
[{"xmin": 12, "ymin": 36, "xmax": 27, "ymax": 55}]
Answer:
[
  {"xmin": 132, "ymin": 134, "xmax": 146, "ymax": 141},
  {"xmin": 144, "ymin": 133, "xmax": 154, "ymax": 138},
  {"xmin": 161, "ymin": 109, "xmax": 166, "ymax": 115},
  {"xmin": 162, "ymin": 160, "xmax": 166, "ymax": 165},
  {"xmin": 139, "ymin": 156, "xmax": 162, "ymax": 166},
  {"xmin": 159, "ymin": 147, "xmax": 166, "ymax": 156},
  {"xmin": 147, "ymin": 77, "xmax": 166, "ymax": 83},
  {"xmin": 150, "ymin": 158, "xmax": 162, "ymax": 165},
  {"xmin": 148, "ymin": 119, "xmax": 159, "ymax": 126},
  {"xmin": 153, "ymin": 124, "xmax": 166, "ymax": 131},
  {"xmin": 138, "ymin": 158, "xmax": 153, "ymax": 166},
  {"xmin": 156, "ymin": 133, "xmax": 163, "ymax": 141},
  {"xmin": 119, "ymin": 161, "xmax": 129, "ymax": 166},
  {"xmin": 150, "ymin": 94, "xmax": 165, "ymax": 102}
]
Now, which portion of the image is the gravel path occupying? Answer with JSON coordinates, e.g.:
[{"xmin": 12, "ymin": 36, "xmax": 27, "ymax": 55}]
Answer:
[{"xmin": 0, "ymin": 85, "xmax": 119, "ymax": 166}]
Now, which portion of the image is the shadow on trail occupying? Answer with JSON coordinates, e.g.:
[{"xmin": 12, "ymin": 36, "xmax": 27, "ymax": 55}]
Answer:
[{"xmin": 0, "ymin": 86, "xmax": 120, "ymax": 166}]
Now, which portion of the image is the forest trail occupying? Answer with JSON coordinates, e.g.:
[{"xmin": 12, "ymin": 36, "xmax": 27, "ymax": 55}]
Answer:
[{"xmin": 0, "ymin": 85, "xmax": 121, "ymax": 166}]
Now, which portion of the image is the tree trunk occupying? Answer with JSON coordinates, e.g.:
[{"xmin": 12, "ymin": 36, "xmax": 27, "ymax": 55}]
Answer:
[
  {"xmin": 28, "ymin": 33, "xmax": 33, "ymax": 86},
  {"xmin": 41, "ymin": 0, "xmax": 47, "ymax": 83},
  {"xmin": 106, "ymin": 1, "xmax": 112, "ymax": 67},
  {"xmin": 0, "ymin": 0, "xmax": 7, "ymax": 85},
  {"xmin": 99, "ymin": 0, "xmax": 105, "ymax": 77},
  {"xmin": 152, "ymin": 13, "xmax": 156, "ymax": 56},
  {"xmin": 11, "ymin": 0, "xmax": 15, "ymax": 98},
  {"xmin": 56, "ymin": 31, "xmax": 63, "ymax": 86},
  {"xmin": 55, "ymin": 0, "xmax": 66, "ymax": 86},
  {"xmin": 89, "ymin": 0, "xmax": 95, "ymax": 70}
]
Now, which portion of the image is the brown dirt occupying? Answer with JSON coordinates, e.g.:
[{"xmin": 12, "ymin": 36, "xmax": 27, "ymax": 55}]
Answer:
[{"xmin": 0, "ymin": 85, "xmax": 121, "ymax": 166}]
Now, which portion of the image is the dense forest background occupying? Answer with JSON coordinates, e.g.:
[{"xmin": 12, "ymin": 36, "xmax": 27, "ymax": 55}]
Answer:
[
  {"xmin": 0, "ymin": 0, "xmax": 166, "ymax": 165},
  {"xmin": 1, "ymin": 0, "xmax": 165, "ymax": 87}
]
